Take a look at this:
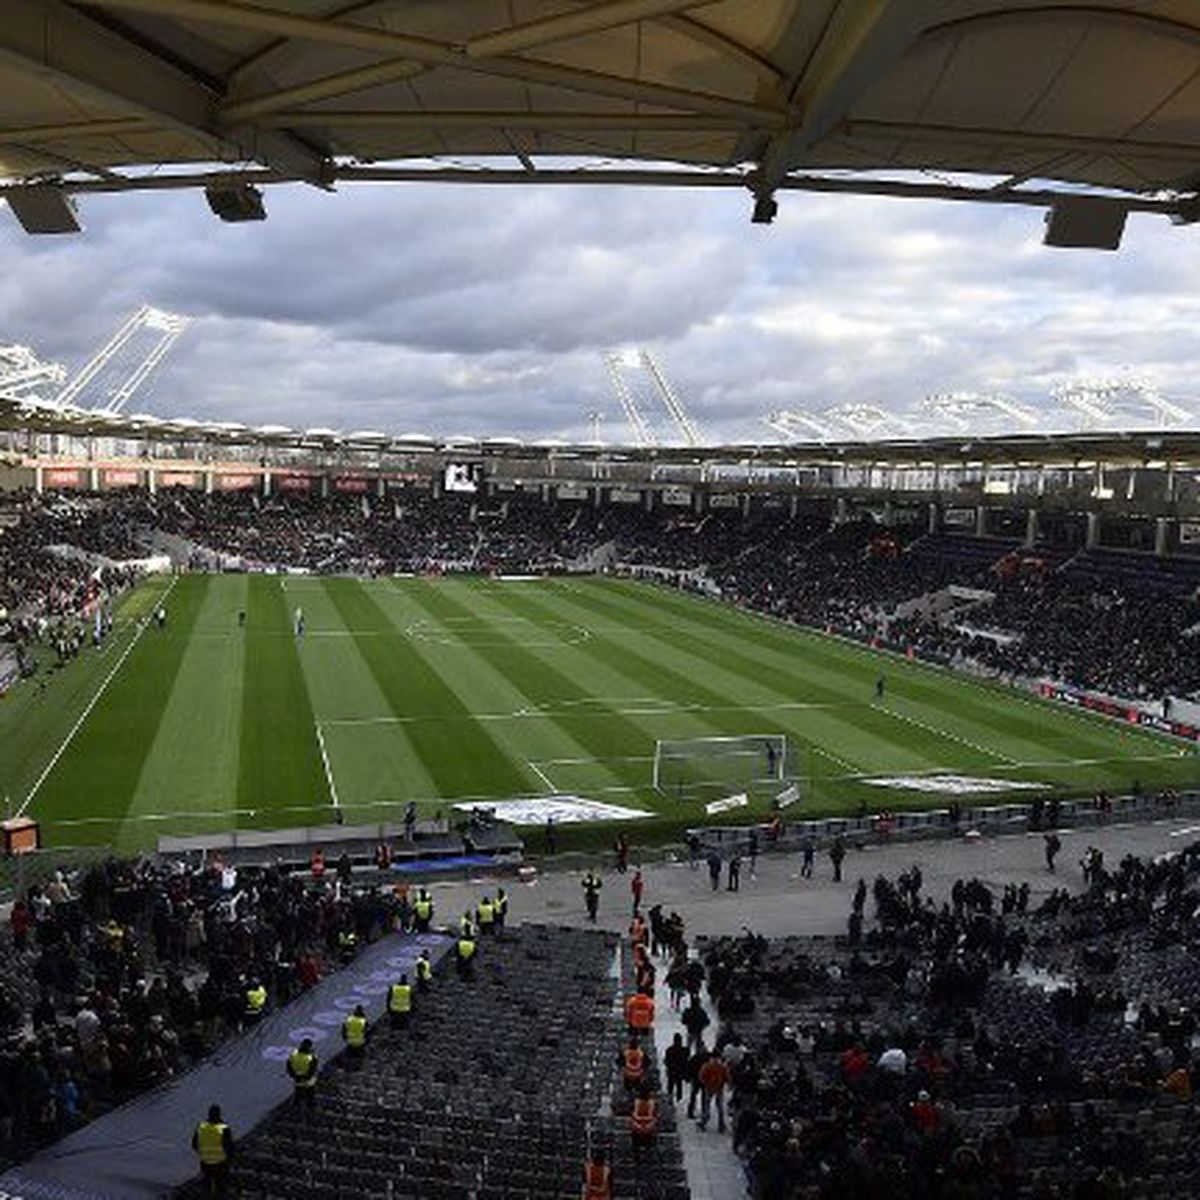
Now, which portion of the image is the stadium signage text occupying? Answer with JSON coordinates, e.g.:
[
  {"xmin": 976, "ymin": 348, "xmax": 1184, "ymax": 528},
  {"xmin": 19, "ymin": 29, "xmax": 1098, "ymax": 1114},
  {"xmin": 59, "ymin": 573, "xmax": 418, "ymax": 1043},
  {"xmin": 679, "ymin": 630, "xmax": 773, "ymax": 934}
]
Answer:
[{"xmin": 1041, "ymin": 684, "xmax": 1200, "ymax": 741}]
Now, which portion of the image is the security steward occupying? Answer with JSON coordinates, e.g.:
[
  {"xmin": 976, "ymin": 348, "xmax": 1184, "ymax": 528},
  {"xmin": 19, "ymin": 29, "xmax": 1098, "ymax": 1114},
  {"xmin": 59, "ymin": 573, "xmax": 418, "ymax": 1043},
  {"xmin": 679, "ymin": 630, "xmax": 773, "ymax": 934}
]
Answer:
[
  {"xmin": 342, "ymin": 1003, "xmax": 369, "ymax": 1066},
  {"xmin": 477, "ymin": 895, "xmax": 496, "ymax": 936},
  {"xmin": 192, "ymin": 1103, "xmax": 235, "ymax": 1198},
  {"xmin": 243, "ymin": 978, "xmax": 267, "ymax": 1027},
  {"xmin": 413, "ymin": 889, "xmax": 434, "ymax": 933},
  {"xmin": 287, "ymin": 1037, "xmax": 319, "ymax": 1109},
  {"xmin": 456, "ymin": 929, "xmax": 477, "ymax": 979},
  {"xmin": 337, "ymin": 926, "xmax": 359, "ymax": 964},
  {"xmin": 629, "ymin": 1083, "xmax": 659, "ymax": 1150},
  {"xmin": 495, "ymin": 886, "xmax": 509, "ymax": 930},
  {"xmin": 415, "ymin": 948, "xmax": 434, "ymax": 991},
  {"xmin": 619, "ymin": 1036, "xmax": 647, "ymax": 1091},
  {"xmin": 625, "ymin": 988, "xmax": 655, "ymax": 1037},
  {"xmin": 582, "ymin": 871, "xmax": 602, "ymax": 921},
  {"xmin": 460, "ymin": 910, "xmax": 475, "ymax": 937},
  {"xmin": 582, "ymin": 1148, "xmax": 612, "ymax": 1200},
  {"xmin": 388, "ymin": 974, "xmax": 413, "ymax": 1029}
]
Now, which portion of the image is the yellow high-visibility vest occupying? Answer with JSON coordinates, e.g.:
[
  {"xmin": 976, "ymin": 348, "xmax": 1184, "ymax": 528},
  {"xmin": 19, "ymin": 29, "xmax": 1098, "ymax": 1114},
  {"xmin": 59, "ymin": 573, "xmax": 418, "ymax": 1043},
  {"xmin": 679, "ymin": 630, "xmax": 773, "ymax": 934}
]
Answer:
[
  {"xmin": 288, "ymin": 1050, "xmax": 317, "ymax": 1087},
  {"xmin": 388, "ymin": 983, "xmax": 412, "ymax": 1014},
  {"xmin": 344, "ymin": 1014, "xmax": 368, "ymax": 1047},
  {"xmin": 195, "ymin": 1121, "xmax": 228, "ymax": 1165}
]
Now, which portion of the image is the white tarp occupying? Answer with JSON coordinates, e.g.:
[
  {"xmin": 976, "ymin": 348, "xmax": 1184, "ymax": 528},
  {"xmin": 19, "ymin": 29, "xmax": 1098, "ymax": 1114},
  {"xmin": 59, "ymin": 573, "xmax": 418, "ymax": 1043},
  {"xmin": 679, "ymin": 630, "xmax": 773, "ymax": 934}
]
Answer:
[
  {"xmin": 453, "ymin": 796, "xmax": 649, "ymax": 825},
  {"xmin": 860, "ymin": 774, "xmax": 1044, "ymax": 794},
  {"xmin": 705, "ymin": 792, "xmax": 749, "ymax": 815},
  {"xmin": 776, "ymin": 785, "xmax": 800, "ymax": 809}
]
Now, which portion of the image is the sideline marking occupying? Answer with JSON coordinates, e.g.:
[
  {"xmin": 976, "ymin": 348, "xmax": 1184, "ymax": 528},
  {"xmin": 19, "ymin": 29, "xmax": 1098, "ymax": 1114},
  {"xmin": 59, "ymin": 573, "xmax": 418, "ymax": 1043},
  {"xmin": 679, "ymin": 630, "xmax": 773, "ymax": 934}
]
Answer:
[
  {"xmin": 20, "ymin": 577, "xmax": 178, "ymax": 818},
  {"xmin": 876, "ymin": 701, "xmax": 1018, "ymax": 764},
  {"xmin": 314, "ymin": 723, "xmax": 341, "ymax": 811}
]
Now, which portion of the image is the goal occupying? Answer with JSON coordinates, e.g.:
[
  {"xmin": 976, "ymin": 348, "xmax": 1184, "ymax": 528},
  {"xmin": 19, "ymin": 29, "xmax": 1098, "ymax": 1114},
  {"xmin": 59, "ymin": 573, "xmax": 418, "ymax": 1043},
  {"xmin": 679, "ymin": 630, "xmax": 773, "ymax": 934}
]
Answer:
[{"xmin": 652, "ymin": 734, "xmax": 791, "ymax": 802}]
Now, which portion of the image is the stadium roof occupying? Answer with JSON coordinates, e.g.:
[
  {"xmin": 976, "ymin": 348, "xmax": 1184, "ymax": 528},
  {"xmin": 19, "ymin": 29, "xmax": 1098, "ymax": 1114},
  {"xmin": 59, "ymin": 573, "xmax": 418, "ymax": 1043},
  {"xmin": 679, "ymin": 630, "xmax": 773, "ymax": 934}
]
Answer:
[
  {"xmin": 4, "ymin": 1, "xmax": 1200, "ymax": 234},
  {"xmin": 6, "ymin": 392, "xmax": 1200, "ymax": 468}
]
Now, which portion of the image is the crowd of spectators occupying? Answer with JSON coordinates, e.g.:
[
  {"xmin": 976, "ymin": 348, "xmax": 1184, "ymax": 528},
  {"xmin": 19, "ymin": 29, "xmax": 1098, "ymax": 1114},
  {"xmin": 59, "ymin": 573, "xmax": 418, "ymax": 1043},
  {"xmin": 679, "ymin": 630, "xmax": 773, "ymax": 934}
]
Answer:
[
  {"xmin": 0, "ymin": 493, "xmax": 140, "ymax": 638},
  {"xmin": 696, "ymin": 842, "xmax": 1200, "ymax": 1198},
  {"xmin": 3, "ymin": 486, "xmax": 1199, "ymax": 699},
  {"xmin": 0, "ymin": 856, "xmax": 400, "ymax": 1170}
]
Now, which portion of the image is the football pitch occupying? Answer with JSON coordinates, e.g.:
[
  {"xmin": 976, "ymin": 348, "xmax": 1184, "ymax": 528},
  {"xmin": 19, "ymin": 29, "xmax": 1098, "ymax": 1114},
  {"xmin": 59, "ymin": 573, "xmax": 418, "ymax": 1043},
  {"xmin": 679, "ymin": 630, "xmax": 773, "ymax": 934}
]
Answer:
[{"xmin": 2, "ymin": 574, "xmax": 1196, "ymax": 851}]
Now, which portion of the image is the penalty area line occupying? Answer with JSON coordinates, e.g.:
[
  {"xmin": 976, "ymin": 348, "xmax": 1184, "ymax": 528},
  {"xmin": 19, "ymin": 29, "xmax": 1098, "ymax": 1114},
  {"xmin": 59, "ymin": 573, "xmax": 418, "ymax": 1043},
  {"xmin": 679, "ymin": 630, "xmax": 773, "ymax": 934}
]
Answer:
[
  {"xmin": 19, "ymin": 576, "xmax": 178, "ymax": 820},
  {"xmin": 526, "ymin": 759, "xmax": 557, "ymax": 795},
  {"xmin": 314, "ymin": 723, "xmax": 341, "ymax": 812}
]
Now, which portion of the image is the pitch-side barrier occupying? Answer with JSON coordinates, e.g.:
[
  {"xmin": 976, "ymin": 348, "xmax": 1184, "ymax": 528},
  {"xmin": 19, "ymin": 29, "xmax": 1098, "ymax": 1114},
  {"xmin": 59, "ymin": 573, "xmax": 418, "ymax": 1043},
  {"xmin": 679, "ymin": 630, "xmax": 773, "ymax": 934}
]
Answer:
[{"xmin": 688, "ymin": 789, "xmax": 1200, "ymax": 855}]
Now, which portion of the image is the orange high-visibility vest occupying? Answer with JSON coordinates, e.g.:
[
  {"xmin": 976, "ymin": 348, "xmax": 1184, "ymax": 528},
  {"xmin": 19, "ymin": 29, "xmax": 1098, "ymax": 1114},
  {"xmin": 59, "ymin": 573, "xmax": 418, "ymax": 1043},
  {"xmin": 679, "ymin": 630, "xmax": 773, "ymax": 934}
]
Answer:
[
  {"xmin": 622, "ymin": 1046, "xmax": 646, "ymax": 1081},
  {"xmin": 630, "ymin": 1097, "xmax": 658, "ymax": 1135},
  {"xmin": 625, "ymin": 993, "xmax": 655, "ymax": 1030},
  {"xmin": 583, "ymin": 1161, "xmax": 612, "ymax": 1199}
]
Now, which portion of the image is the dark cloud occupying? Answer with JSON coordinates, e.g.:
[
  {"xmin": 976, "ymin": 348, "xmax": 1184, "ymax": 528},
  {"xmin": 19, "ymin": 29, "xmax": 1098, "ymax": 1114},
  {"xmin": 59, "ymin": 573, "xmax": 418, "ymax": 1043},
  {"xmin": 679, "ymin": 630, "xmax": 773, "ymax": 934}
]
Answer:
[{"xmin": 1, "ymin": 179, "xmax": 1199, "ymax": 440}]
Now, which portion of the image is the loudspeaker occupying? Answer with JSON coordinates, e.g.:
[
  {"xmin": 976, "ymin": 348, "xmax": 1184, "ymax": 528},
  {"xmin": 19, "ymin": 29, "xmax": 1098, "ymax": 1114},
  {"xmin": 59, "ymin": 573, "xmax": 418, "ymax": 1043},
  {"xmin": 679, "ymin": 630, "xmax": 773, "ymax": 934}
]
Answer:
[
  {"xmin": 5, "ymin": 186, "xmax": 82, "ymax": 234},
  {"xmin": 1043, "ymin": 197, "xmax": 1127, "ymax": 250},
  {"xmin": 204, "ymin": 182, "xmax": 267, "ymax": 223}
]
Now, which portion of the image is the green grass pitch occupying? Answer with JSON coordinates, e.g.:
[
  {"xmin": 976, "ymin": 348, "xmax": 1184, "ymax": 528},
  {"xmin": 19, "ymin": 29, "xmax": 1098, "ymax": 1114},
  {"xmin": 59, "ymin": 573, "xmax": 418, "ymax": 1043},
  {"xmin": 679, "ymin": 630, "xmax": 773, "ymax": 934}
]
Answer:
[{"xmin": 1, "ymin": 574, "xmax": 1196, "ymax": 852}]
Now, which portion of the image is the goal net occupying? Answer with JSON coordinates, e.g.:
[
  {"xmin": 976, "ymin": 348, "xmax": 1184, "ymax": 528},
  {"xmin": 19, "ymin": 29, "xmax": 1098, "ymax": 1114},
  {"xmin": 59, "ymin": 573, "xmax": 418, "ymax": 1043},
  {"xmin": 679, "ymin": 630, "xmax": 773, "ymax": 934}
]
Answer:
[{"xmin": 652, "ymin": 734, "xmax": 791, "ymax": 802}]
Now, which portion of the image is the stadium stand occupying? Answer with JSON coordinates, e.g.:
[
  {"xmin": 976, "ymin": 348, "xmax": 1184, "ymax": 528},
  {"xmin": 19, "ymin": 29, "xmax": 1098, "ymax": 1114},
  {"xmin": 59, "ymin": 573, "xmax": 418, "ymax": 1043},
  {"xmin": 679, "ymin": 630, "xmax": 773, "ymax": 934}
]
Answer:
[
  {"xmin": 699, "ymin": 842, "xmax": 1200, "ymax": 1198},
  {"xmin": 0, "ymin": 856, "xmax": 403, "ymax": 1173},
  {"xmin": 173, "ymin": 921, "xmax": 688, "ymax": 1200},
  {"xmin": 4, "ymin": 487, "xmax": 1199, "ymax": 703}
]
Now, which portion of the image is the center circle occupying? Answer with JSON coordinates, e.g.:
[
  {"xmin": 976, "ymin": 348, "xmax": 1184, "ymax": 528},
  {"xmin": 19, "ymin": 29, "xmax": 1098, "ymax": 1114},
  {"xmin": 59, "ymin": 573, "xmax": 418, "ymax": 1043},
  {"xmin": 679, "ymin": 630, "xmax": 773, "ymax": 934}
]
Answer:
[{"xmin": 405, "ymin": 616, "xmax": 590, "ymax": 648}]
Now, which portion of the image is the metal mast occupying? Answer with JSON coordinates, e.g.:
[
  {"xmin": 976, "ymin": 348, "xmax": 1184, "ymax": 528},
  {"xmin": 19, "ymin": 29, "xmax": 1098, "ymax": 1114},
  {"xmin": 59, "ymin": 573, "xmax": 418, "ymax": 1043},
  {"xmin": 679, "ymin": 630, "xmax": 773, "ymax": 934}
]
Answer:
[
  {"xmin": 0, "ymin": 344, "xmax": 67, "ymax": 399},
  {"xmin": 640, "ymin": 350, "xmax": 702, "ymax": 447},
  {"xmin": 921, "ymin": 391, "xmax": 1038, "ymax": 434},
  {"xmin": 1051, "ymin": 377, "xmax": 1191, "ymax": 430},
  {"xmin": 602, "ymin": 351, "xmax": 653, "ymax": 447},
  {"xmin": 56, "ymin": 305, "xmax": 189, "ymax": 412},
  {"xmin": 763, "ymin": 408, "xmax": 835, "ymax": 442}
]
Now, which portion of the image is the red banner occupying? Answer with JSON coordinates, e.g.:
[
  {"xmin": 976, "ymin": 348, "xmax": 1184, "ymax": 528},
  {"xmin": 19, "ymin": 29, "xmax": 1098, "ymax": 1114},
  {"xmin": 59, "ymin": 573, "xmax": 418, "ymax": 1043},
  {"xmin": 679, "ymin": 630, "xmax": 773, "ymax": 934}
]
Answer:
[
  {"xmin": 103, "ymin": 469, "xmax": 140, "ymax": 488},
  {"xmin": 334, "ymin": 476, "xmax": 369, "ymax": 493},
  {"xmin": 275, "ymin": 475, "xmax": 312, "ymax": 492},
  {"xmin": 217, "ymin": 473, "xmax": 259, "ymax": 491},
  {"xmin": 43, "ymin": 468, "xmax": 84, "ymax": 488},
  {"xmin": 157, "ymin": 471, "xmax": 199, "ymax": 489},
  {"xmin": 1041, "ymin": 683, "xmax": 1200, "ymax": 742}
]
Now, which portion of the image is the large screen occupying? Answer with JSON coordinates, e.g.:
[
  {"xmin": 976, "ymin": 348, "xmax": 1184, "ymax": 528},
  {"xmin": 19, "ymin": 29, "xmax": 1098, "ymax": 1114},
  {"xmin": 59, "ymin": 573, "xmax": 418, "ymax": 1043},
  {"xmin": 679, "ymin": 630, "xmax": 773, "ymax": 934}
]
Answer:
[{"xmin": 444, "ymin": 462, "xmax": 483, "ymax": 493}]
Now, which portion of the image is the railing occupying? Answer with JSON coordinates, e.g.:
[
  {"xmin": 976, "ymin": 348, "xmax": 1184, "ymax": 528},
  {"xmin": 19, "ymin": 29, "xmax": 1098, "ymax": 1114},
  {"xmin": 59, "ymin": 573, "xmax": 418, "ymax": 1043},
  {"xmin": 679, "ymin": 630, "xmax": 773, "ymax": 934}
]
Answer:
[{"xmin": 688, "ymin": 790, "xmax": 1200, "ymax": 854}]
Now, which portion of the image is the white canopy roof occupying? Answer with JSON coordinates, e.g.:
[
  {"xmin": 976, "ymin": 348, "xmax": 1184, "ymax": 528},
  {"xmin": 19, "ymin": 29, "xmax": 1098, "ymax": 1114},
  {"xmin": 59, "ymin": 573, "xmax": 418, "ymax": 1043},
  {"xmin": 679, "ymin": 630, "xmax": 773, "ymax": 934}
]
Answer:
[{"xmin": 0, "ymin": 1, "xmax": 1198, "ymax": 229}]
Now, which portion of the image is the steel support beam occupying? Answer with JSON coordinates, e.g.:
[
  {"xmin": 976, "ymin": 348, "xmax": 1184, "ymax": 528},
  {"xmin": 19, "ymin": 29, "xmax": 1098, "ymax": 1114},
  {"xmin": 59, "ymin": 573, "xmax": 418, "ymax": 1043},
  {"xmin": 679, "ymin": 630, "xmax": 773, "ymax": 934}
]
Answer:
[
  {"xmin": 96, "ymin": 0, "xmax": 784, "ymax": 126},
  {"xmin": 0, "ymin": 0, "xmax": 328, "ymax": 181},
  {"xmin": 257, "ymin": 110, "xmax": 769, "ymax": 132},
  {"xmin": 20, "ymin": 164, "xmax": 1188, "ymax": 221},
  {"xmin": 842, "ymin": 119, "xmax": 1200, "ymax": 166},
  {"xmin": 756, "ymin": 0, "xmax": 927, "ymax": 195},
  {"xmin": 465, "ymin": 0, "xmax": 714, "ymax": 59}
]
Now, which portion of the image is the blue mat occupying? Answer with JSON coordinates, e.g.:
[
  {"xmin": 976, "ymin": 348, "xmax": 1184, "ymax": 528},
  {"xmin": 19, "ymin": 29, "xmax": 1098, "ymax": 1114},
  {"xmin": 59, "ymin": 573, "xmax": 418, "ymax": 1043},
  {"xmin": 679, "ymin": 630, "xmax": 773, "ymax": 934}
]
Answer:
[{"xmin": 1, "ymin": 933, "xmax": 451, "ymax": 1200}]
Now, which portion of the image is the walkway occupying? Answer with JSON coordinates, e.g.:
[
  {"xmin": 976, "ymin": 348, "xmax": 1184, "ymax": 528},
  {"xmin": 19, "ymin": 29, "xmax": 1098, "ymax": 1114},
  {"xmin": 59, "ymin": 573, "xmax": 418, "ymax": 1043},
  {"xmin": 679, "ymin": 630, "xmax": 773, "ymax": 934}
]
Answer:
[{"xmin": 430, "ymin": 814, "xmax": 1200, "ymax": 1200}]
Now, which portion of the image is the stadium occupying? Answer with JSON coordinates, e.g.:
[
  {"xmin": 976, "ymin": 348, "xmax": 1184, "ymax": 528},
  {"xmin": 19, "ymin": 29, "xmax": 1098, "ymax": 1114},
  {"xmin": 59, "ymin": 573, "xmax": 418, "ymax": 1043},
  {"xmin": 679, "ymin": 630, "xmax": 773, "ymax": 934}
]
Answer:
[{"xmin": 4, "ymin": 3, "xmax": 1200, "ymax": 1199}]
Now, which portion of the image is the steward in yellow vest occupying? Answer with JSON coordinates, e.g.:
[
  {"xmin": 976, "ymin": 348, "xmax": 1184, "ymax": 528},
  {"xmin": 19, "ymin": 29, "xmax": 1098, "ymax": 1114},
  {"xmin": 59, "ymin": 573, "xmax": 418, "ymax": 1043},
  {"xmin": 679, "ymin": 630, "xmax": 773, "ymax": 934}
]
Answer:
[
  {"xmin": 342, "ymin": 1004, "xmax": 369, "ymax": 1066},
  {"xmin": 415, "ymin": 949, "xmax": 433, "ymax": 990},
  {"xmin": 456, "ymin": 934, "xmax": 477, "ymax": 978},
  {"xmin": 243, "ymin": 980, "xmax": 267, "ymax": 1025},
  {"xmin": 192, "ymin": 1103, "xmax": 234, "ymax": 1197},
  {"xmin": 388, "ymin": 976, "xmax": 413, "ymax": 1028},
  {"xmin": 287, "ymin": 1039, "xmax": 319, "ymax": 1109}
]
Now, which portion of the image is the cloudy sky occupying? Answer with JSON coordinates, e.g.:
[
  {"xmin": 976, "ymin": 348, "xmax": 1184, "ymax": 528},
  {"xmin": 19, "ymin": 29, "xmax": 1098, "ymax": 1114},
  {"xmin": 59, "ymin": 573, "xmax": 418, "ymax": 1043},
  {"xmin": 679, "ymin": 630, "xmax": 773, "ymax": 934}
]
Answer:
[{"xmin": 0, "ymin": 179, "xmax": 1197, "ymax": 443}]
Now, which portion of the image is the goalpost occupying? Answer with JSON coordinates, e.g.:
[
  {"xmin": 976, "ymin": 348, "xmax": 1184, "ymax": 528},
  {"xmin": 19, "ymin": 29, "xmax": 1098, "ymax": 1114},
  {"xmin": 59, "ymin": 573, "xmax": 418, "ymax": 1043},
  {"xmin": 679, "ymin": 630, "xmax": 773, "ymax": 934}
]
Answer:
[{"xmin": 652, "ymin": 734, "xmax": 793, "ymax": 803}]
